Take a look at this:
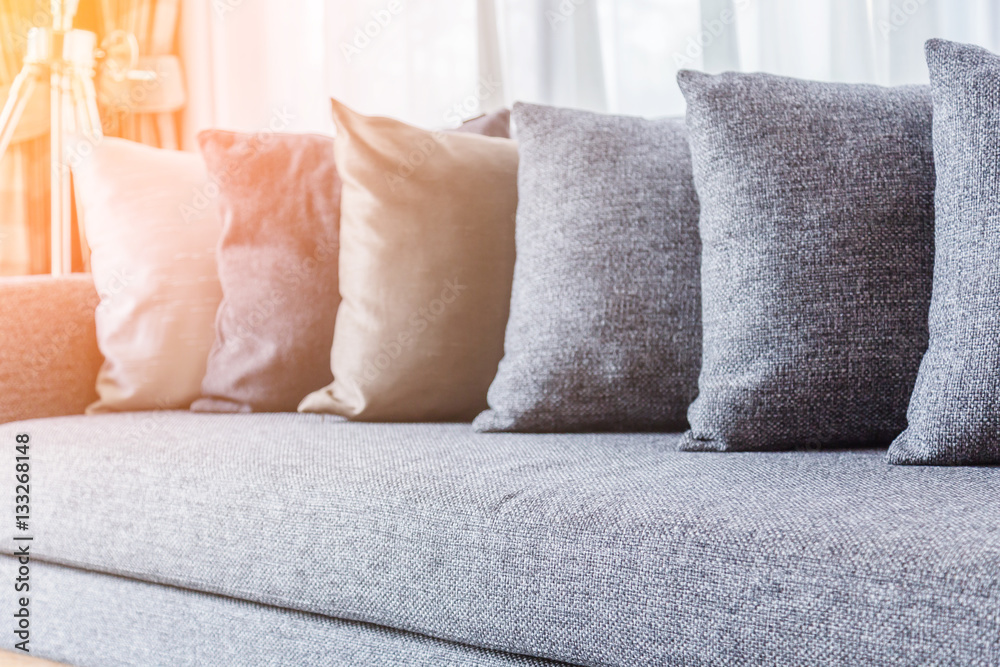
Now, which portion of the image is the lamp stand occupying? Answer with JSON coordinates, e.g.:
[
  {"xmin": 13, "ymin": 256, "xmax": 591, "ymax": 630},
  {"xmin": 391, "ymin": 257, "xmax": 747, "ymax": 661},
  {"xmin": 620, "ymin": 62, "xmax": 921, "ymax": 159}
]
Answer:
[{"xmin": 0, "ymin": 0, "xmax": 102, "ymax": 275}]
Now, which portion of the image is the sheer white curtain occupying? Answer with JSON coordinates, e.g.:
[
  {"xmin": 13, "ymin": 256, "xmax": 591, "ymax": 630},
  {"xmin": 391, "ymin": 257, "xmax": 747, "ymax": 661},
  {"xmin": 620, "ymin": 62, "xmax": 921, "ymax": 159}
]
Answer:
[
  {"xmin": 728, "ymin": 0, "xmax": 1000, "ymax": 85},
  {"xmin": 180, "ymin": 0, "xmax": 1000, "ymax": 142},
  {"xmin": 180, "ymin": 0, "xmax": 332, "ymax": 145}
]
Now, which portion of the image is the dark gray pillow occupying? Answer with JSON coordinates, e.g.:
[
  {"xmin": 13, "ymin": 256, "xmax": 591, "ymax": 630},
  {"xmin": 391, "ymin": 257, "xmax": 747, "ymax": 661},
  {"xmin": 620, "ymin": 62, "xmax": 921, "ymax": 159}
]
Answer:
[
  {"xmin": 887, "ymin": 40, "xmax": 1000, "ymax": 466},
  {"xmin": 677, "ymin": 71, "xmax": 936, "ymax": 452},
  {"xmin": 473, "ymin": 103, "xmax": 702, "ymax": 433}
]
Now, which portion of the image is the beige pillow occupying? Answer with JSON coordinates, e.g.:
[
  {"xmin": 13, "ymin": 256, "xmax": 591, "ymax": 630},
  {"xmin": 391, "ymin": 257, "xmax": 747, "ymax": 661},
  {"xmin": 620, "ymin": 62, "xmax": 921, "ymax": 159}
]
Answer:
[
  {"xmin": 73, "ymin": 138, "xmax": 222, "ymax": 413},
  {"xmin": 299, "ymin": 101, "xmax": 518, "ymax": 421}
]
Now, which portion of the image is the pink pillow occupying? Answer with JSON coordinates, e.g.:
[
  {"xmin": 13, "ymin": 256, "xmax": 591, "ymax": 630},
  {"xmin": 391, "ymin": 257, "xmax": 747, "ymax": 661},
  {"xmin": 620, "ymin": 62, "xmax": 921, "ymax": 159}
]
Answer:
[
  {"xmin": 191, "ymin": 131, "xmax": 341, "ymax": 413},
  {"xmin": 193, "ymin": 110, "xmax": 511, "ymax": 413}
]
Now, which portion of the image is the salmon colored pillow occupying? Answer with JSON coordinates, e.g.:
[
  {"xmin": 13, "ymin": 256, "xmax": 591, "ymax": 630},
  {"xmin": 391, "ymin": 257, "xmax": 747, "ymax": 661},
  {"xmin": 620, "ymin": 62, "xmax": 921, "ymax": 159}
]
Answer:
[{"xmin": 191, "ymin": 131, "xmax": 341, "ymax": 413}]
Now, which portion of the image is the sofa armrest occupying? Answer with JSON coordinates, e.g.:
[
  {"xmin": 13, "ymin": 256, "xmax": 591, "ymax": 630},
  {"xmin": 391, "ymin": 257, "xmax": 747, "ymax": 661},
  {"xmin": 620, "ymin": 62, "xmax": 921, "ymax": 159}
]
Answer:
[{"xmin": 0, "ymin": 275, "xmax": 102, "ymax": 424}]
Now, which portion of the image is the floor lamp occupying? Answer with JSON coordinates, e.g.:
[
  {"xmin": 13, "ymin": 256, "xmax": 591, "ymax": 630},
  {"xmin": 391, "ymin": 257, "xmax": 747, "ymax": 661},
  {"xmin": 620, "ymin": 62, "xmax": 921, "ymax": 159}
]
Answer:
[{"xmin": 0, "ymin": 0, "xmax": 145, "ymax": 275}]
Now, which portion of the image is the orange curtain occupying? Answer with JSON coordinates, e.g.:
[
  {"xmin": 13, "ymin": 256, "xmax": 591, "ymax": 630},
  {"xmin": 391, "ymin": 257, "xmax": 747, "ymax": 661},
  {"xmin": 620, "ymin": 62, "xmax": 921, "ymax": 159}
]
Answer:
[
  {"xmin": 98, "ymin": 0, "xmax": 182, "ymax": 149},
  {"xmin": 0, "ymin": 0, "xmax": 183, "ymax": 276},
  {"xmin": 0, "ymin": 0, "xmax": 49, "ymax": 275}
]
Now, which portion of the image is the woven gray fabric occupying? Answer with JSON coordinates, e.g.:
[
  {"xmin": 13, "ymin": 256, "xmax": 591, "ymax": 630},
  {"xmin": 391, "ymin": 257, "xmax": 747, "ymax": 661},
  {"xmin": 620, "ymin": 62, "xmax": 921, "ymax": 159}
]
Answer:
[
  {"xmin": 0, "ymin": 558, "xmax": 556, "ymax": 667},
  {"xmin": 678, "ymin": 71, "xmax": 936, "ymax": 452},
  {"xmin": 0, "ymin": 275, "xmax": 101, "ymax": 425},
  {"xmin": 888, "ymin": 40, "xmax": 1000, "ymax": 466},
  {"xmin": 475, "ymin": 103, "xmax": 701, "ymax": 433},
  {"xmin": 2, "ymin": 414, "xmax": 998, "ymax": 666},
  {"xmin": 191, "ymin": 131, "xmax": 341, "ymax": 414}
]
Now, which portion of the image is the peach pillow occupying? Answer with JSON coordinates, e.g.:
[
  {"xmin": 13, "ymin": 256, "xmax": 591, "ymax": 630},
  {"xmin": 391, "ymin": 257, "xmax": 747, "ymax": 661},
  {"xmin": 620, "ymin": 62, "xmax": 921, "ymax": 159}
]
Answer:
[{"xmin": 298, "ymin": 101, "xmax": 519, "ymax": 421}]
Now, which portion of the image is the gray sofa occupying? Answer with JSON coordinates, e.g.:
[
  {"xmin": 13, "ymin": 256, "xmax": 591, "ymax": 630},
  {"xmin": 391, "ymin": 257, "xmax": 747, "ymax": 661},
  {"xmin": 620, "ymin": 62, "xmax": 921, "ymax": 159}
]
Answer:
[{"xmin": 1, "ymin": 275, "xmax": 998, "ymax": 666}]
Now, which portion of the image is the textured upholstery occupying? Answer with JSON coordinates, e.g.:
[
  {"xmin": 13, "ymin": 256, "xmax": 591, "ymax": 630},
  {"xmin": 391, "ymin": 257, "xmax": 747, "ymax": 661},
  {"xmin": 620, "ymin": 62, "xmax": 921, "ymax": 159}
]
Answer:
[
  {"xmin": 2, "ymin": 414, "xmax": 997, "ymax": 666},
  {"xmin": 0, "ymin": 275, "xmax": 101, "ymax": 424},
  {"xmin": 888, "ymin": 39, "xmax": 1000, "ymax": 466},
  {"xmin": 678, "ymin": 71, "xmax": 936, "ymax": 452},
  {"xmin": 0, "ymin": 557, "xmax": 555, "ymax": 667},
  {"xmin": 475, "ymin": 104, "xmax": 701, "ymax": 433}
]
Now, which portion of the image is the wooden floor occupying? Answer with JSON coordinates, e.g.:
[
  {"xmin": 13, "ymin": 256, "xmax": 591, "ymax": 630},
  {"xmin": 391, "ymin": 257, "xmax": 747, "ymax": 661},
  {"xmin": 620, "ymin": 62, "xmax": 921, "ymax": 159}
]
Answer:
[{"xmin": 0, "ymin": 650, "xmax": 68, "ymax": 666}]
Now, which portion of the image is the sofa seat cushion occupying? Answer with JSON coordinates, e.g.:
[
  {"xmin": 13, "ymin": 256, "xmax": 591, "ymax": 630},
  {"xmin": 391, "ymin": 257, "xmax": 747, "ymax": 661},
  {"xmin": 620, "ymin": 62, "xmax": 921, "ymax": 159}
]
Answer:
[
  {"xmin": 2, "ymin": 414, "xmax": 998, "ymax": 667},
  {"xmin": 1, "ymin": 556, "xmax": 558, "ymax": 667}
]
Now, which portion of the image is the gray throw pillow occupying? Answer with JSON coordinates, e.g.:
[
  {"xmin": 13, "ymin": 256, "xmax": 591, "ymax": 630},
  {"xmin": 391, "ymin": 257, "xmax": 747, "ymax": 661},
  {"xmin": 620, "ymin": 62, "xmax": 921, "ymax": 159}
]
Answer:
[
  {"xmin": 887, "ymin": 39, "xmax": 1000, "ymax": 466},
  {"xmin": 473, "ymin": 103, "xmax": 702, "ymax": 433},
  {"xmin": 677, "ymin": 71, "xmax": 936, "ymax": 452}
]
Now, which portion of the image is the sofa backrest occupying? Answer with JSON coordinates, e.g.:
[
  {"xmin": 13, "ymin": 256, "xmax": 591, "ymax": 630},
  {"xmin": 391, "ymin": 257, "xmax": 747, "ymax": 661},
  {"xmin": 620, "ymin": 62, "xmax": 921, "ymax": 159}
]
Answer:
[{"xmin": 0, "ymin": 274, "xmax": 102, "ymax": 424}]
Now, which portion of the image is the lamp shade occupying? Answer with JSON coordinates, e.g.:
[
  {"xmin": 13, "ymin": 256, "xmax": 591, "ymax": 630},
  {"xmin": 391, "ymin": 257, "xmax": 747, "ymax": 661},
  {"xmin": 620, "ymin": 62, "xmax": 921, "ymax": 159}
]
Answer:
[{"xmin": 97, "ymin": 54, "xmax": 186, "ymax": 116}]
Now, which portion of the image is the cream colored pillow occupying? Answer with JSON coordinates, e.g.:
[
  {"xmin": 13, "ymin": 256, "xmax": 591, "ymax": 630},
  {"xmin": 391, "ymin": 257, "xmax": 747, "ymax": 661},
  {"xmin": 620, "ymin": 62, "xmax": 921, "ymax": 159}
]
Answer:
[
  {"xmin": 298, "ymin": 101, "xmax": 518, "ymax": 421},
  {"xmin": 73, "ymin": 138, "xmax": 222, "ymax": 413}
]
